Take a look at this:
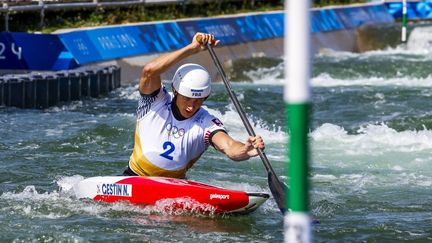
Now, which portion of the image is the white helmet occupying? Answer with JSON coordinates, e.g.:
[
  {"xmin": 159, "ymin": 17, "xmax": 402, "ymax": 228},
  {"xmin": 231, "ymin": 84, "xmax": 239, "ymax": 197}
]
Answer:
[{"xmin": 172, "ymin": 63, "xmax": 211, "ymax": 98}]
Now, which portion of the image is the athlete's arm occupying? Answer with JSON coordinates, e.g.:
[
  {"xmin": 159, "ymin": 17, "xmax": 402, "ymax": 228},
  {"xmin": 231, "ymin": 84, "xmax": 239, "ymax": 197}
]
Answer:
[
  {"xmin": 139, "ymin": 33, "xmax": 220, "ymax": 95},
  {"xmin": 211, "ymin": 132, "xmax": 265, "ymax": 161}
]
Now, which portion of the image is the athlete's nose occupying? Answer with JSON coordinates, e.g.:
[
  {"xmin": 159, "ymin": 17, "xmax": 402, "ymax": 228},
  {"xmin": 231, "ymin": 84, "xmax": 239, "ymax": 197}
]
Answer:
[
  {"xmin": 186, "ymin": 105, "xmax": 194, "ymax": 112},
  {"xmin": 186, "ymin": 99, "xmax": 198, "ymax": 109}
]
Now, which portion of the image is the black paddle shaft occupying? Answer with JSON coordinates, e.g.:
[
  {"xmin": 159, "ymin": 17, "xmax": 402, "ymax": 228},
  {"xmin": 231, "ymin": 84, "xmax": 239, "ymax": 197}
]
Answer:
[{"xmin": 206, "ymin": 44, "xmax": 287, "ymax": 213}]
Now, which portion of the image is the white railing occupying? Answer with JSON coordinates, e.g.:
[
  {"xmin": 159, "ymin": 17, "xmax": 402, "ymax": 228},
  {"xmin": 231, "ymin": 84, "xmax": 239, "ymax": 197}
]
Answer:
[
  {"xmin": 1, "ymin": 0, "xmax": 228, "ymax": 31},
  {"xmin": 1, "ymin": 0, "xmax": 185, "ymax": 11}
]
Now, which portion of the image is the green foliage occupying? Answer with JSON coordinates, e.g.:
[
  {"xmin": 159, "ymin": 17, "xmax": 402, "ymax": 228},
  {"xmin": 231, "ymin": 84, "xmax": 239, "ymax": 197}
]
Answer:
[
  {"xmin": 4, "ymin": 1, "xmax": 283, "ymax": 33},
  {"xmin": 2, "ymin": 0, "xmax": 368, "ymax": 33},
  {"xmin": 312, "ymin": 0, "xmax": 368, "ymax": 7}
]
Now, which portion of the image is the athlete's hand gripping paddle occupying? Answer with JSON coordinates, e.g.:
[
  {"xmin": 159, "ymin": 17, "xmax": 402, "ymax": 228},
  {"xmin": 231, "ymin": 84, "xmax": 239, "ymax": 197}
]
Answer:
[{"xmin": 197, "ymin": 34, "xmax": 288, "ymax": 214}]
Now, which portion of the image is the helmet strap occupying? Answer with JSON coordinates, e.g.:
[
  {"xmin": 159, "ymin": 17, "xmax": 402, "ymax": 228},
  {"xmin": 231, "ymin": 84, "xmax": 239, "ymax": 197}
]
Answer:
[{"xmin": 172, "ymin": 85, "xmax": 178, "ymax": 96}]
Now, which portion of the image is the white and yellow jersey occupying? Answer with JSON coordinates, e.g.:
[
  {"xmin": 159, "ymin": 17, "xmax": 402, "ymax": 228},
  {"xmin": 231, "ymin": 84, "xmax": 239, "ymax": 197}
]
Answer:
[{"xmin": 128, "ymin": 86, "xmax": 226, "ymax": 178}]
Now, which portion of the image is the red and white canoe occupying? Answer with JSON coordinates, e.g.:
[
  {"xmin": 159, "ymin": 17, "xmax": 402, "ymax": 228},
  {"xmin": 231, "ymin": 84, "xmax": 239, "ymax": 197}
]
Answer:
[{"xmin": 74, "ymin": 176, "xmax": 269, "ymax": 214}]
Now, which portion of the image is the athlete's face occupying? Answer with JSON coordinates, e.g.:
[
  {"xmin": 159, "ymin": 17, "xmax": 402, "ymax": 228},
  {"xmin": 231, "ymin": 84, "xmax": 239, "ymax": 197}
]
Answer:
[{"xmin": 175, "ymin": 93, "xmax": 205, "ymax": 118}]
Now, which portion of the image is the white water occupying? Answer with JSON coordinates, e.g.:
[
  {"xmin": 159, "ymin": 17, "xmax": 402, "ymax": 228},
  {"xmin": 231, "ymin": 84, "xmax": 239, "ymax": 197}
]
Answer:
[{"xmin": 2, "ymin": 25, "xmax": 432, "ymax": 242}]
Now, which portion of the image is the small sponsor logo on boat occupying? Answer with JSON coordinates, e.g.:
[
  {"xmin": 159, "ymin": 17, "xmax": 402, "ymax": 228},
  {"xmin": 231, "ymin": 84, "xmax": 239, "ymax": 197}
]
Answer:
[
  {"xmin": 210, "ymin": 193, "xmax": 230, "ymax": 200},
  {"xmin": 97, "ymin": 183, "xmax": 132, "ymax": 197}
]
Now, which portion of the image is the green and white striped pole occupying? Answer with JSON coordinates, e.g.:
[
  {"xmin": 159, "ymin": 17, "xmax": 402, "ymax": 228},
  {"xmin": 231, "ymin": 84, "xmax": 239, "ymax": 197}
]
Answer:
[
  {"xmin": 401, "ymin": 0, "xmax": 407, "ymax": 42},
  {"xmin": 284, "ymin": 0, "xmax": 312, "ymax": 242}
]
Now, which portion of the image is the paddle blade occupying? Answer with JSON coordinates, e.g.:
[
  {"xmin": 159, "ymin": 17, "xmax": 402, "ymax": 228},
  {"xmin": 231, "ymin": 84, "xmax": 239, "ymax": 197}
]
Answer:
[{"xmin": 268, "ymin": 172, "xmax": 288, "ymax": 214}]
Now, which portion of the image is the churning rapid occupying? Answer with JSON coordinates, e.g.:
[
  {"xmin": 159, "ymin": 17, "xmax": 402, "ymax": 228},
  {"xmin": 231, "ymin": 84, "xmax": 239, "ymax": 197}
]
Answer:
[{"xmin": 1, "ymin": 27, "xmax": 432, "ymax": 241}]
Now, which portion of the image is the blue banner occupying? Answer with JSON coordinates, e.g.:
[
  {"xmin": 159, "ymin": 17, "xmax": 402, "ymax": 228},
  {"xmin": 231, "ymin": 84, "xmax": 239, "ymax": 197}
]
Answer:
[
  {"xmin": 135, "ymin": 23, "xmax": 188, "ymax": 53},
  {"xmin": 366, "ymin": 4, "xmax": 395, "ymax": 23},
  {"xmin": 260, "ymin": 13, "xmax": 284, "ymax": 38},
  {"xmin": 1, "ymin": 3, "xmax": 395, "ymax": 70},
  {"xmin": 311, "ymin": 9, "xmax": 345, "ymax": 33},
  {"xmin": 60, "ymin": 30, "xmax": 106, "ymax": 64},
  {"xmin": 386, "ymin": 1, "xmax": 432, "ymax": 19},
  {"xmin": 0, "ymin": 32, "xmax": 76, "ymax": 70},
  {"xmin": 310, "ymin": 5, "xmax": 393, "ymax": 33},
  {"xmin": 0, "ymin": 32, "xmax": 26, "ymax": 69},
  {"xmin": 178, "ymin": 18, "xmax": 242, "ymax": 45},
  {"xmin": 336, "ymin": 6, "xmax": 374, "ymax": 29}
]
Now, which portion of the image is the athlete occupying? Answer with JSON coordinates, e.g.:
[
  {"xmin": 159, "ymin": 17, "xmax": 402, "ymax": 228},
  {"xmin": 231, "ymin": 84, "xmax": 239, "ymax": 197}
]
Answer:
[{"xmin": 123, "ymin": 32, "xmax": 265, "ymax": 178}]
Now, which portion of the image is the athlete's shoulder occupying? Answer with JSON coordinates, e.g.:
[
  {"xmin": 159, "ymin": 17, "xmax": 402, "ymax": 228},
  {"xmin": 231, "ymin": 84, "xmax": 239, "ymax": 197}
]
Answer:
[
  {"xmin": 151, "ymin": 85, "xmax": 174, "ymax": 105},
  {"xmin": 194, "ymin": 108, "xmax": 224, "ymax": 128},
  {"xmin": 137, "ymin": 86, "xmax": 172, "ymax": 119}
]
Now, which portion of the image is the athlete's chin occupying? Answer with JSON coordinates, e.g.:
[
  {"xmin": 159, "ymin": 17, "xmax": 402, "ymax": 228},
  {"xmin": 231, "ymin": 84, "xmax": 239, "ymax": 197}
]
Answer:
[{"xmin": 181, "ymin": 111, "xmax": 194, "ymax": 118}]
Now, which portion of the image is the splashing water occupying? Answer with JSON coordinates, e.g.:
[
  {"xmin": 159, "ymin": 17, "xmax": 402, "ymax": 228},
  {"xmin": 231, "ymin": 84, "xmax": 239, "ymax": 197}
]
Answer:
[{"xmin": 2, "ymin": 26, "xmax": 432, "ymax": 241}]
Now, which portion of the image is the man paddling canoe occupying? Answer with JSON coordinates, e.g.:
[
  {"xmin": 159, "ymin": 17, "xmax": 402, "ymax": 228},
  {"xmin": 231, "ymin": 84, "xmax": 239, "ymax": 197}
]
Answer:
[{"xmin": 122, "ymin": 32, "xmax": 265, "ymax": 178}]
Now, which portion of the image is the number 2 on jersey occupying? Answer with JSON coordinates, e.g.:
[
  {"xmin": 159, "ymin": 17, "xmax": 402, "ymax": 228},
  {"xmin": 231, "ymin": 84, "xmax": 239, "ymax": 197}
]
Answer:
[{"xmin": 160, "ymin": 141, "xmax": 175, "ymax": 160}]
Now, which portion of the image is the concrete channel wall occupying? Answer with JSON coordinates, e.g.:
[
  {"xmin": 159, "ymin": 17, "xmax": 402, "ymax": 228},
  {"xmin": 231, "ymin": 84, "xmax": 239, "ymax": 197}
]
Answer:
[{"xmin": 0, "ymin": 1, "xmax": 422, "ymax": 108}]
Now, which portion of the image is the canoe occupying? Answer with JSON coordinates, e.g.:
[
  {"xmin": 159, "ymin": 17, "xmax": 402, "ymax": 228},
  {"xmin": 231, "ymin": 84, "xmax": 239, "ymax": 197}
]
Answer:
[{"xmin": 74, "ymin": 176, "xmax": 269, "ymax": 214}]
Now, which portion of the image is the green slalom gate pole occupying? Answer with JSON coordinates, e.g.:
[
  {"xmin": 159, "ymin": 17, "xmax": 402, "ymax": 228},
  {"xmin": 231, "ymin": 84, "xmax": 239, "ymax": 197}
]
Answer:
[
  {"xmin": 402, "ymin": 0, "xmax": 407, "ymax": 42},
  {"xmin": 284, "ymin": 0, "xmax": 312, "ymax": 242}
]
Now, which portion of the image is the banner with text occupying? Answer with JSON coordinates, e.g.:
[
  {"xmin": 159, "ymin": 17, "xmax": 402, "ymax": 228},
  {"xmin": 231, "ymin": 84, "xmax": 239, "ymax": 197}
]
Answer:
[{"xmin": 1, "ymin": 3, "xmax": 394, "ymax": 70}]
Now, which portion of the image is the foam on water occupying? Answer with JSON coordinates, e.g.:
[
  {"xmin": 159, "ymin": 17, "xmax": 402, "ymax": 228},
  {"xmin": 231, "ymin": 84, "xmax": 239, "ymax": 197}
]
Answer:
[
  {"xmin": 309, "ymin": 122, "xmax": 432, "ymax": 200},
  {"xmin": 243, "ymin": 63, "xmax": 284, "ymax": 85},
  {"xmin": 245, "ymin": 38, "xmax": 432, "ymax": 89},
  {"xmin": 46, "ymin": 101, "xmax": 84, "ymax": 112},
  {"xmin": 4, "ymin": 34, "xmax": 432, "ymax": 241},
  {"xmin": 204, "ymin": 105, "xmax": 286, "ymax": 144},
  {"xmin": 117, "ymin": 84, "xmax": 141, "ymax": 100},
  {"xmin": 311, "ymin": 123, "xmax": 432, "ymax": 154},
  {"xmin": 1, "ymin": 186, "xmax": 73, "ymax": 219},
  {"xmin": 234, "ymin": 66, "xmax": 432, "ymax": 88},
  {"xmin": 251, "ymin": 72, "xmax": 432, "ymax": 87},
  {"xmin": 1, "ymin": 177, "xmax": 146, "ymax": 220},
  {"xmin": 317, "ymin": 43, "xmax": 432, "ymax": 60},
  {"xmin": 1, "ymin": 176, "xmax": 225, "ymax": 220},
  {"xmin": 312, "ymin": 73, "xmax": 432, "ymax": 87},
  {"xmin": 151, "ymin": 197, "xmax": 218, "ymax": 216},
  {"xmin": 57, "ymin": 175, "xmax": 85, "ymax": 195}
]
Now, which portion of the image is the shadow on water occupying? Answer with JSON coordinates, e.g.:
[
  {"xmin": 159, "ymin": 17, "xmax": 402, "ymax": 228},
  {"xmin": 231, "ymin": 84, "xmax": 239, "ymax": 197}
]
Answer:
[{"xmin": 129, "ymin": 214, "xmax": 254, "ymax": 234}]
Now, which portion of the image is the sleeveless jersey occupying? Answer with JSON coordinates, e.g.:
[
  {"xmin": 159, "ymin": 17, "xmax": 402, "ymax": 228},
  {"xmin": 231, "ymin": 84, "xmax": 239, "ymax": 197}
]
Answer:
[{"xmin": 128, "ymin": 86, "xmax": 226, "ymax": 178}]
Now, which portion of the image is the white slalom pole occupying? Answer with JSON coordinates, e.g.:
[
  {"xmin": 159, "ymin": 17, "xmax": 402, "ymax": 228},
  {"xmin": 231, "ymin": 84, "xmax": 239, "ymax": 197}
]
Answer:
[
  {"xmin": 401, "ymin": 0, "xmax": 407, "ymax": 42},
  {"xmin": 284, "ymin": 0, "xmax": 312, "ymax": 242}
]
